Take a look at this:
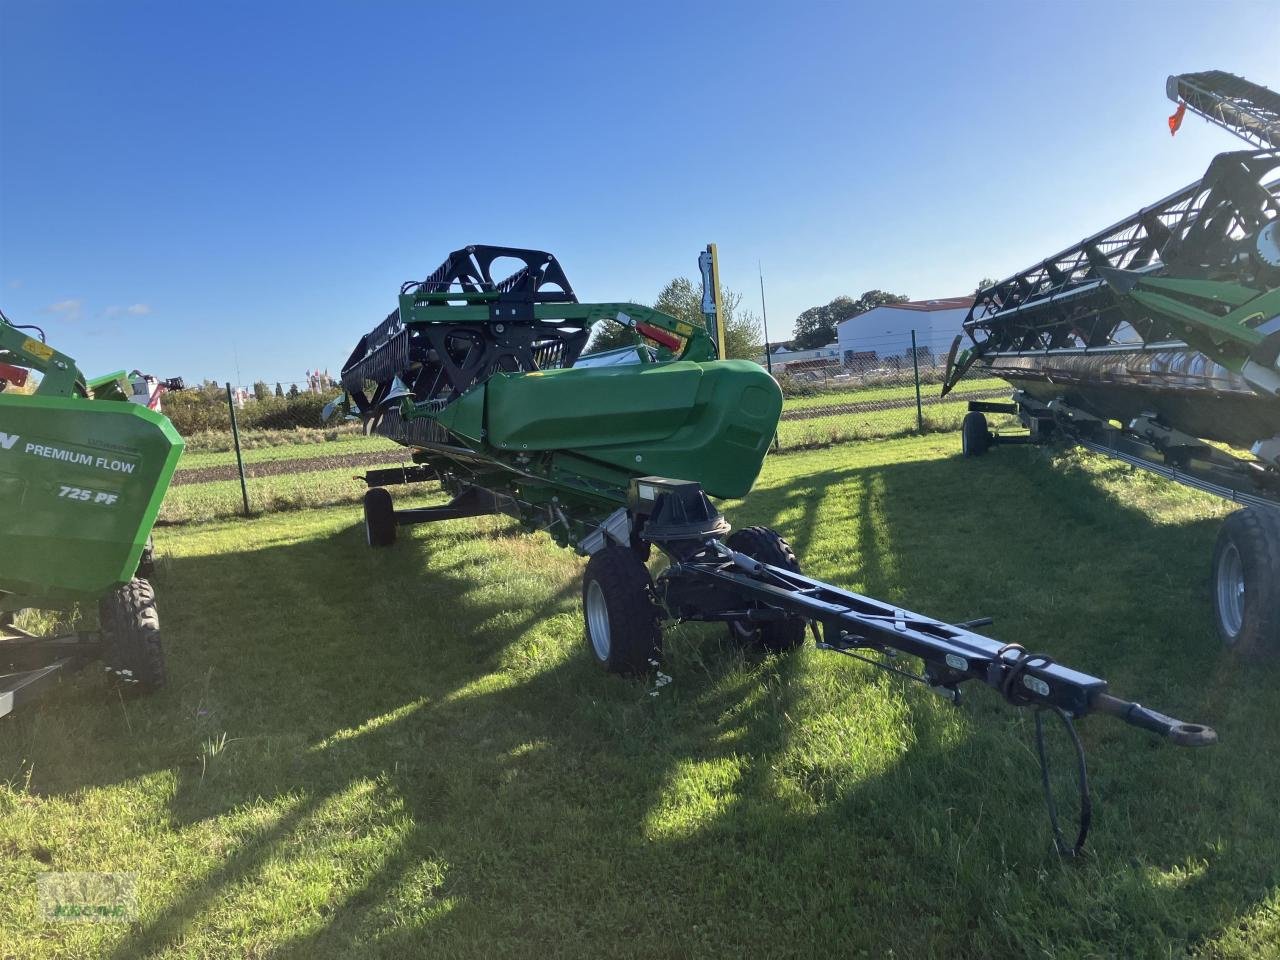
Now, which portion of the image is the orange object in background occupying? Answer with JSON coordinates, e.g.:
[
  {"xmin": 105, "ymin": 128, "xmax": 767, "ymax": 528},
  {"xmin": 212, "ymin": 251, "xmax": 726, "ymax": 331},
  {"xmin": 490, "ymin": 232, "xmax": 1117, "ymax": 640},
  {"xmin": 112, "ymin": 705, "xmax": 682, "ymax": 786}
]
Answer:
[{"xmin": 1168, "ymin": 100, "xmax": 1187, "ymax": 135}]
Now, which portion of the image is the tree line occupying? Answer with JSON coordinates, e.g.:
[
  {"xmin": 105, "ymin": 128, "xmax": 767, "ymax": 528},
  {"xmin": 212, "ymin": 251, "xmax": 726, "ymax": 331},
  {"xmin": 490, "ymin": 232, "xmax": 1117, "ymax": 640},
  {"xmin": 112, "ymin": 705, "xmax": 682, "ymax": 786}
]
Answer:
[{"xmin": 586, "ymin": 276, "xmax": 762, "ymax": 360}]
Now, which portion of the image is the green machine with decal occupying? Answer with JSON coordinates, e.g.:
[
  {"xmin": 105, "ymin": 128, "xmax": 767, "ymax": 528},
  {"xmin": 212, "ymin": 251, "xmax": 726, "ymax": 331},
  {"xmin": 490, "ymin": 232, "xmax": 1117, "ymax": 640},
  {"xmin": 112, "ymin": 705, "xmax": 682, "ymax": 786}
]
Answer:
[{"xmin": 0, "ymin": 310, "xmax": 184, "ymax": 715}]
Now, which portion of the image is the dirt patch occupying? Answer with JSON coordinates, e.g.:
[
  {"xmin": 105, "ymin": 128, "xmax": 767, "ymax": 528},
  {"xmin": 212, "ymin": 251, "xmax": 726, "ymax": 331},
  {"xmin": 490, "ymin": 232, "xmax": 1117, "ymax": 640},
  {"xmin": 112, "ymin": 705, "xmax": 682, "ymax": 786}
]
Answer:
[{"xmin": 173, "ymin": 450, "xmax": 412, "ymax": 486}]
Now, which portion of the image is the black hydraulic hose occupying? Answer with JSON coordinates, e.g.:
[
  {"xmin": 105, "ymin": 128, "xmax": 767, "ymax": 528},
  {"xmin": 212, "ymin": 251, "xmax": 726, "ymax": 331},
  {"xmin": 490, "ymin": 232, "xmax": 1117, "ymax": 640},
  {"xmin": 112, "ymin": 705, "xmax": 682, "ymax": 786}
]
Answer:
[
  {"xmin": 1036, "ymin": 706, "xmax": 1092, "ymax": 858},
  {"xmin": 0, "ymin": 307, "xmax": 46, "ymax": 343}
]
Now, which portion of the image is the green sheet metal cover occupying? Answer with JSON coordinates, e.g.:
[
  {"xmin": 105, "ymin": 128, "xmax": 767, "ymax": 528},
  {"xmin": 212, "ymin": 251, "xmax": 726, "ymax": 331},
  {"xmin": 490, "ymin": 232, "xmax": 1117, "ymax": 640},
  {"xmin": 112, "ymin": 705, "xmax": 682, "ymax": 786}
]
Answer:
[
  {"xmin": 487, "ymin": 359, "xmax": 782, "ymax": 499},
  {"xmin": 584, "ymin": 360, "xmax": 782, "ymax": 498},
  {"xmin": 0, "ymin": 394, "xmax": 183, "ymax": 602},
  {"xmin": 486, "ymin": 362, "xmax": 704, "ymax": 449}
]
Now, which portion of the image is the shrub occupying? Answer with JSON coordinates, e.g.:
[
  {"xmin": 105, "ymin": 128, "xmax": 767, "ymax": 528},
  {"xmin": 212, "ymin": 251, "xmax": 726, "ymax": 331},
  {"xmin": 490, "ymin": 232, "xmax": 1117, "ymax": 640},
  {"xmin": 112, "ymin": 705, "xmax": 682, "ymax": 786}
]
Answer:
[{"xmin": 774, "ymin": 373, "xmax": 822, "ymax": 399}]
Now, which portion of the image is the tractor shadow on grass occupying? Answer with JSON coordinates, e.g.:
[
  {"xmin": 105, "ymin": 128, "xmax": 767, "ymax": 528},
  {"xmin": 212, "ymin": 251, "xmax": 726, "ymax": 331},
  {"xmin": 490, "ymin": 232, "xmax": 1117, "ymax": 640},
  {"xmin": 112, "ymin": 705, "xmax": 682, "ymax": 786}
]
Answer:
[{"xmin": 4, "ymin": 445, "xmax": 1278, "ymax": 956}]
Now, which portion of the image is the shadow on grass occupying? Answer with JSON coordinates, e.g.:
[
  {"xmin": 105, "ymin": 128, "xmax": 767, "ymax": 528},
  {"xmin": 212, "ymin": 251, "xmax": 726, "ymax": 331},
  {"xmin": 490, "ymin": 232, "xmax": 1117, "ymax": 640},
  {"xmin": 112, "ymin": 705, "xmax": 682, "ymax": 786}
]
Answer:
[{"xmin": 2, "ymin": 443, "xmax": 1278, "ymax": 956}]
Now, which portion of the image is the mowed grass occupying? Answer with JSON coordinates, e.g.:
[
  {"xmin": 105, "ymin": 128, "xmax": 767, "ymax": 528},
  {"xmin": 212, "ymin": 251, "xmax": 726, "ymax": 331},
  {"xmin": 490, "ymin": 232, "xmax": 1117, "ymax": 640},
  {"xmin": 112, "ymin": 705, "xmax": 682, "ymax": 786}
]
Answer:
[
  {"xmin": 781, "ymin": 375, "xmax": 1007, "ymax": 411},
  {"xmin": 160, "ymin": 470, "xmax": 394, "ymax": 524},
  {"xmin": 774, "ymin": 399, "xmax": 1020, "ymax": 448},
  {"xmin": 4, "ymin": 435, "xmax": 1280, "ymax": 958}
]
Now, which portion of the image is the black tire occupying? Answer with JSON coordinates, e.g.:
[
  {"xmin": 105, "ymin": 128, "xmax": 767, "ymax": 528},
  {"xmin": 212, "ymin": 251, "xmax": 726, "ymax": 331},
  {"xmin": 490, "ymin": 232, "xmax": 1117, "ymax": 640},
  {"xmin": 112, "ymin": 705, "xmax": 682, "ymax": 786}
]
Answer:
[
  {"xmin": 99, "ymin": 578, "xmax": 166, "ymax": 693},
  {"xmin": 582, "ymin": 546, "xmax": 662, "ymax": 675},
  {"xmin": 364, "ymin": 488, "xmax": 396, "ymax": 547},
  {"xmin": 136, "ymin": 535, "xmax": 156, "ymax": 579},
  {"xmin": 725, "ymin": 526, "xmax": 807, "ymax": 652},
  {"xmin": 1212, "ymin": 507, "xmax": 1280, "ymax": 659},
  {"xmin": 961, "ymin": 411, "xmax": 991, "ymax": 457}
]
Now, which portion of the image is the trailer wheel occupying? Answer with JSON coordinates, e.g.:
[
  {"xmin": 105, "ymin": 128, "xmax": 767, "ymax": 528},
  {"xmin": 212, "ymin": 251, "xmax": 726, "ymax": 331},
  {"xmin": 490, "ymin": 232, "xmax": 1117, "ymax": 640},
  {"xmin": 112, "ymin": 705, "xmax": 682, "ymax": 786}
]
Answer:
[
  {"xmin": 582, "ymin": 546, "xmax": 661, "ymax": 675},
  {"xmin": 725, "ymin": 526, "xmax": 808, "ymax": 652},
  {"xmin": 99, "ymin": 578, "xmax": 166, "ymax": 693},
  {"xmin": 961, "ymin": 411, "xmax": 991, "ymax": 457},
  {"xmin": 1212, "ymin": 507, "xmax": 1280, "ymax": 659},
  {"xmin": 364, "ymin": 488, "xmax": 396, "ymax": 547}
]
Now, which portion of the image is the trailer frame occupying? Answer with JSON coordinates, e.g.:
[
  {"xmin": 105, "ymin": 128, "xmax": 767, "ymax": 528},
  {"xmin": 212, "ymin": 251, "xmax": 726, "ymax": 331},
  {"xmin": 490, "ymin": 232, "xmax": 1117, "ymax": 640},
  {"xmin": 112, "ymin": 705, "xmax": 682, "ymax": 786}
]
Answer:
[{"xmin": 360, "ymin": 468, "xmax": 1217, "ymax": 855}]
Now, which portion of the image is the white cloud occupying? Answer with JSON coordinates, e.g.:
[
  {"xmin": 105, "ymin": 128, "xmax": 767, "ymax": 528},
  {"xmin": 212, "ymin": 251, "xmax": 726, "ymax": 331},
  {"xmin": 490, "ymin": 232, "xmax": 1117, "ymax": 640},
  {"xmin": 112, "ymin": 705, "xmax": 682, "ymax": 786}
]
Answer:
[
  {"xmin": 102, "ymin": 303, "xmax": 152, "ymax": 319},
  {"xmin": 42, "ymin": 299, "xmax": 83, "ymax": 322},
  {"xmin": 5, "ymin": 279, "xmax": 21, "ymax": 290}
]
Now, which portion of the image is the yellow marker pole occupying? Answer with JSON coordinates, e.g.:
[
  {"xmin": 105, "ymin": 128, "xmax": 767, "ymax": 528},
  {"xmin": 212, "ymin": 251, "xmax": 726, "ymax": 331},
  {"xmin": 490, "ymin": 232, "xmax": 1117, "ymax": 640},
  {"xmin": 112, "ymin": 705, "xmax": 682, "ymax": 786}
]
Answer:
[
  {"xmin": 708, "ymin": 243, "xmax": 726, "ymax": 360},
  {"xmin": 698, "ymin": 243, "xmax": 728, "ymax": 359}
]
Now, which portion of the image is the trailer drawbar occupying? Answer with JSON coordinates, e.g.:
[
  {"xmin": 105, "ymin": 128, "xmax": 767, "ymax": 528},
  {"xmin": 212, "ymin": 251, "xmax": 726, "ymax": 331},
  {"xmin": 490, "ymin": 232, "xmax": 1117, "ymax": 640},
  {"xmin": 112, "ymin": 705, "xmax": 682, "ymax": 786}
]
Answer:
[{"xmin": 364, "ymin": 470, "xmax": 1217, "ymax": 856}]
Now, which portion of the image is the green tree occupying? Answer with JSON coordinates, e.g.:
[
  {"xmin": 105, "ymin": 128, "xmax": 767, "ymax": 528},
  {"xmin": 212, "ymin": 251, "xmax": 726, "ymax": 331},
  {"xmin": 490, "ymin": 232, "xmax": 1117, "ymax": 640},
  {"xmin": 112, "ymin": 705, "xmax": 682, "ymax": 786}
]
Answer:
[
  {"xmin": 585, "ymin": 317, "xmax": 640, "ymax": 355},
  {"xmin": 586, "ymin": 276, "xmax": 761, "ymax": 360},
  {"xmin": 274, "ymin": 382, "xmax": 285, "ymax": 398},
  {"xmin": 791, "ymin": 290, "xmax": 909, "ymax": 349},
  {"xmin": 253, "ymin": 380, "xmax": 270, "ymax": 402},
  {"xmin": 974, "ymin": 277, "xmax": 998, "ymax": 295},
  {"xmin": 287, "ymin": 383, "xmax": 300, "ymax": 399}
]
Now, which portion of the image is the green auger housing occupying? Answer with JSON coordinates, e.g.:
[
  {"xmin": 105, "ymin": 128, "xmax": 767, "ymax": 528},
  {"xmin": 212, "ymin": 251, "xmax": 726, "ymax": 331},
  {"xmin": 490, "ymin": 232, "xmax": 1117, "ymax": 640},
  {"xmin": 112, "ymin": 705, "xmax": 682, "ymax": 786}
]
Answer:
[{"xmin": 0, "ymin": 317, "xmax": 184, "ymax": 604}]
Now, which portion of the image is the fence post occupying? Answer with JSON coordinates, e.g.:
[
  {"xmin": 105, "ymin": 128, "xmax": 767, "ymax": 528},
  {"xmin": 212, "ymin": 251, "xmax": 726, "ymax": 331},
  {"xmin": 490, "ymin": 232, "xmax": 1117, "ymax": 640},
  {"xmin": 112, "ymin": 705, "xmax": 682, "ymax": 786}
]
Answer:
[
  {"xmin": 226, "ymin": 382, "xmax": 251, "ymax": 517},
  {"xmin": 911, "ymin": 329, "xmax": 923, "ymax": 431}
]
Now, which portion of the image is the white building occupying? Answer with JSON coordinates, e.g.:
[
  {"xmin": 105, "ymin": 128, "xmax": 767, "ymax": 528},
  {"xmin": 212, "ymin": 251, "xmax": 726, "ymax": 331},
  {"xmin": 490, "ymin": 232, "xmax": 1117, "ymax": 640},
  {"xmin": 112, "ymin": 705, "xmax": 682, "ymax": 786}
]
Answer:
[
  {"xmin": 760, "ymin": 342, "xmax": 840, "ymax": 371},
  {"xmin": 836, "ymin": 297, "xmax": 973, "ymax": 369}
]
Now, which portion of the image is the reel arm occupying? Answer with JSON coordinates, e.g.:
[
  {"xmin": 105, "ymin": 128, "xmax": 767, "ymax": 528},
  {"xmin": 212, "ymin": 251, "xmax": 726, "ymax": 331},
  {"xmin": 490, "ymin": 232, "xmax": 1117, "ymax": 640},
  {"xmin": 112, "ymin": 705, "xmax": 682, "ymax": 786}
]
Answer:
[{"xmin": 0, "ymin": 312, "xmax": 85, "ymax": 398}]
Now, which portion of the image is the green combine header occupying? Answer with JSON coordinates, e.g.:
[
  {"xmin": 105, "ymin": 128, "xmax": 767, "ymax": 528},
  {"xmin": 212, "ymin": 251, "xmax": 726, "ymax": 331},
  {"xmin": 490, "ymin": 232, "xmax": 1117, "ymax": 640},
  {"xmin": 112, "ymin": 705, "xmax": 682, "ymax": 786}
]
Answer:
[
  {"xmin": 0, "ymin": 311, "xmax": 184, "ymax": 714},
  {"xmin": 331, "ymin": 244, "xmax": 1216, "ymax": 855}
]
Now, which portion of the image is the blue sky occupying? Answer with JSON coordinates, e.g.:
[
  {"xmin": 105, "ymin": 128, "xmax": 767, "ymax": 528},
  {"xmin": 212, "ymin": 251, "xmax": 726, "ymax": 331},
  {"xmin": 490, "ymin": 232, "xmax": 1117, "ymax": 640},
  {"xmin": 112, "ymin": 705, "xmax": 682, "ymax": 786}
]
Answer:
[{"xmin": 1, "ymin": 0, "xmax": 1277, "ymax": 384}]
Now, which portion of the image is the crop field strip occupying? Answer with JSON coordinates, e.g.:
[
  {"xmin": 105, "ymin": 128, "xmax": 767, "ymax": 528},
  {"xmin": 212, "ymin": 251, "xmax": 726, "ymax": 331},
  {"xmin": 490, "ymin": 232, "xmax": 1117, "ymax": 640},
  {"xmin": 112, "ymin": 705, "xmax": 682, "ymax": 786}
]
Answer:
[{"xmin": 171, "ymin": 450, "xmax": 410, "ymax": 486}]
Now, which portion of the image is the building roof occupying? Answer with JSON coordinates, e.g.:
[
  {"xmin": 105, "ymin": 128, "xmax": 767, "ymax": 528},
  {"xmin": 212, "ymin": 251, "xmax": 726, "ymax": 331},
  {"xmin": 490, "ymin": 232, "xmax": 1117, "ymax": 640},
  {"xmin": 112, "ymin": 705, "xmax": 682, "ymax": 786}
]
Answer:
[
  {"xmin": 875, "ymin": 296, "xmax": 974, "ymax": 313},
  {"xmin": 835, "ymin": 296, "xmax": 974, "ymax": 328}
]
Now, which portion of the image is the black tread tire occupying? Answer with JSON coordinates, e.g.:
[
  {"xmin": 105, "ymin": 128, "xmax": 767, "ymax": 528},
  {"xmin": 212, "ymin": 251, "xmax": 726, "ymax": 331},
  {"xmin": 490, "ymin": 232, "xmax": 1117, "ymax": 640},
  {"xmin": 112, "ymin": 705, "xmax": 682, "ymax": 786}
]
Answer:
[
  {"xmin": 364, "ymin": 488, "xmax": 396, "ymax": 547},
  {"xmin": 99, "ymin": 578, "xmax": 166, "ymax": 693},
  {"xmin": 582, "ymin": 546, "xmax": 662, "ymax": 675},
  {"xmin": 725, "ymin": 526, "xmax": 807, "ymax": 652},
  {"xmin": 961, "ymin": 411, "xmax": 991, "ymax": 457},
  {"xmin": 1212, "ymin": 507, "xmax": 1280, "ymax": 659},
  {"xmin": 136, "ymin": 535, "xmax": 156, "ymax": 579}
]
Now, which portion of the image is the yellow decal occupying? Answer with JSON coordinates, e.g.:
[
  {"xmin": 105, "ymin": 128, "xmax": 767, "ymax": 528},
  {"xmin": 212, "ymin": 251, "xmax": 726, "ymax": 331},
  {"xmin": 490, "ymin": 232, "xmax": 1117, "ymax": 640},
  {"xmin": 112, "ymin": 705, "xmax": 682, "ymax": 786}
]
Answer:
[
  {"xmin": 675, "ymin": 322, "xmax": 694, "ymax": 337},
  {"xmin": 23, "ymin": 338, "xmax": 54, "ymax": 360}
]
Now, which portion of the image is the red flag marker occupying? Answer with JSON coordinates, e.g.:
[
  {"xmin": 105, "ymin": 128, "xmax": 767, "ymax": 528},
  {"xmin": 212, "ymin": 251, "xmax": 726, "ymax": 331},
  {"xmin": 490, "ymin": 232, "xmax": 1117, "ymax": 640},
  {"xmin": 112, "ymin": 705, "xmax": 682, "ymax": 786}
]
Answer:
[{"xmin": 1168, "ymin": 101, "xmax": 1187, "ymax": 136}]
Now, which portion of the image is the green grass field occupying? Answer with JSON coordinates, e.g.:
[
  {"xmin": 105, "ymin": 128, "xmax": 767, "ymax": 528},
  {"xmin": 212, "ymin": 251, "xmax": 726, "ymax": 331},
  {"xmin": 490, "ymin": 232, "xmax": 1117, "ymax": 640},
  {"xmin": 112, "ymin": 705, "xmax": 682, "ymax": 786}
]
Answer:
[
  {"xmin": 780, "ymin": 375, "xmax": 1006, "ymax": 411},
  {"xmin": 6, "ymin": 435, "xmax": 1278, "ymax": 958}
]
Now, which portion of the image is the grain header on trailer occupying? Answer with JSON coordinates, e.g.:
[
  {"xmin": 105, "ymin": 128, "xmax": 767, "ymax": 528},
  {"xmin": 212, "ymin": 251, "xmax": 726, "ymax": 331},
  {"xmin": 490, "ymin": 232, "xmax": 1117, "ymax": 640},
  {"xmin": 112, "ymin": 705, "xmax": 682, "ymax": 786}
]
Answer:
[
  {"xmin": 328, "ymin": 244, "xmax": 1215, "ymax": 854},
  {"xmin": 944, "ymin": 70, "xmax": 1280, "ymax": 657}
]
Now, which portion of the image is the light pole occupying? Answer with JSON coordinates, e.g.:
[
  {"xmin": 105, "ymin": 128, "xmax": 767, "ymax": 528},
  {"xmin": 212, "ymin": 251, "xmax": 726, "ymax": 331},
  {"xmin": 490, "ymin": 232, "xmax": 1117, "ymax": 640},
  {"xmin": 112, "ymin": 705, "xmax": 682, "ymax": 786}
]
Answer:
[{"xmin": 758, "ymin": 261, "xmax": 772, "ymax": 374}]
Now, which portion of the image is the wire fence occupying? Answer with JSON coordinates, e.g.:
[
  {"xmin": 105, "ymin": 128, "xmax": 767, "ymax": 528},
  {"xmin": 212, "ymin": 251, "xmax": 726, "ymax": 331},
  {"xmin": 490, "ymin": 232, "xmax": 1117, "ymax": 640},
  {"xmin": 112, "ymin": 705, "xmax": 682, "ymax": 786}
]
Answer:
[
  {"xmin": 159, "ymin": 331, "xmax": 1012, "ymax": 523},
  {"xmin": 161, "ymin": 379, "xmax": 412, "ymax": 524},
  {"xmin": 768, "ymin": 329, "xmax": 1009, "ymax": 449}
]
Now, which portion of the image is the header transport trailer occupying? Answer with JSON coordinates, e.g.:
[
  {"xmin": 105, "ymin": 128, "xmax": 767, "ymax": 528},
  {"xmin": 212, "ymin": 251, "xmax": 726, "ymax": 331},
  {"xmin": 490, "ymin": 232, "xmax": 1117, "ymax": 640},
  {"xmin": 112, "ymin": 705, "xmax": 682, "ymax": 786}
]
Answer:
[
  {"xmin": 945, "ymin": 70, "xmax": 1280, "ymax": 659},
  {"xmin": 328, "ymin": 244, "xmax": 1215, "ymax": 855},
  {"xmin": 0, "ymin": 311, "xmax": 184, "ymax": 716}
]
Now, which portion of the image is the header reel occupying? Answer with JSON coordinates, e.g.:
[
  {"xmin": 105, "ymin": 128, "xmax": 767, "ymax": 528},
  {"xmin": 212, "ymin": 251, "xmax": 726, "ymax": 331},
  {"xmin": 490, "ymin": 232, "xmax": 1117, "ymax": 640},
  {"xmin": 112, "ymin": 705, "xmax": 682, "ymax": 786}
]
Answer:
[{"xmin": 341, "ymin": 245, "xmax": 590, "ymax": 424}]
